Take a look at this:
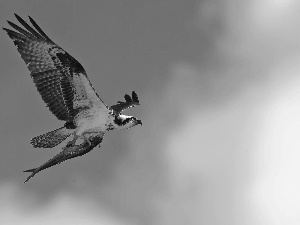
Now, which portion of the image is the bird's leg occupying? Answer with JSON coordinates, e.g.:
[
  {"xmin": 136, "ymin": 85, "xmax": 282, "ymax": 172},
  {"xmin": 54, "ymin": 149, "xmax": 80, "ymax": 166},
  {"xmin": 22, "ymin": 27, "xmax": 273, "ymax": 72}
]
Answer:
[
  {"xmin": 81, "ymin": 131, "xmax": 101, "ymax": 147},
  {"xmin": 67, "ymin": 134, "xmax": 91, "ymax": 147},
  {"xmin": 82, "ymin": 135, "xmax": 91, "ymax": 147},
  {"xmin": 66, "ymin": 135, "xmax": 78, "ymax": 147}
]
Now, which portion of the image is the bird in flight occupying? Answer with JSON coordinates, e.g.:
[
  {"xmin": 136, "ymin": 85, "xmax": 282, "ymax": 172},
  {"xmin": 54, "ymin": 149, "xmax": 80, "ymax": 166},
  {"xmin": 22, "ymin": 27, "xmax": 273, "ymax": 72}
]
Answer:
[{"xmin": 3, "ymin": 14, "xmax": 142, "ymax": 183}]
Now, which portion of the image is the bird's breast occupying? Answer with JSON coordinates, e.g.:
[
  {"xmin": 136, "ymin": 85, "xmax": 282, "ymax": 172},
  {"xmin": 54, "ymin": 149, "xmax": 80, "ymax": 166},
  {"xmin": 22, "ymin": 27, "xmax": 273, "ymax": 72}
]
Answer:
[{"xmin": 75, "ymin": 107, "xmax": 112, "ymax": 135}]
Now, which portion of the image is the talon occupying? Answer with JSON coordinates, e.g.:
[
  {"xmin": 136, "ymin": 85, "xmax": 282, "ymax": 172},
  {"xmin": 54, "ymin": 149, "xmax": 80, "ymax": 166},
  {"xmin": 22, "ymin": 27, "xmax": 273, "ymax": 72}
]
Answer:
[
  {"xmin": 83, "ymin": 136, "xmax": 91, "ymax": 146},
  {"xmin": 66, "ymin": 141, "xmax": 75, "ymax": 148},
  {"xmin": 66, "ymin": 135, "xmax": 78, "ymax": 147}
]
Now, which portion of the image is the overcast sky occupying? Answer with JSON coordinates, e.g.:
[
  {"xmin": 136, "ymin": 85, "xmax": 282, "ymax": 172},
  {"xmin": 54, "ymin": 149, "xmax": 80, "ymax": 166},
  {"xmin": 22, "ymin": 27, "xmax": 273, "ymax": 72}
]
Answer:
[{"xmin": 1, "ymin": 0, "xmax": 300, "ymax": 224}]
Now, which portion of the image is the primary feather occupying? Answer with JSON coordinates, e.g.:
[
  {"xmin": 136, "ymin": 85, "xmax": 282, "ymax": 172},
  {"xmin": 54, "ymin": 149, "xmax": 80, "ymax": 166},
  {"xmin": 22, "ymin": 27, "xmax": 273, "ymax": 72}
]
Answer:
[{"xmin": 3, "ymin": 13, "xmax": 106, "ymax": 121}]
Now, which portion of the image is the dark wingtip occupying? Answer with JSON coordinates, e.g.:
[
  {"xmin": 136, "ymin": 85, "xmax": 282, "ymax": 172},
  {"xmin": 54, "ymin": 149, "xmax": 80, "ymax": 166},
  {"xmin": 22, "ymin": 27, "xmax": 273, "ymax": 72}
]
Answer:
[
  {"xmin": 137, "ymin": 119, "xmax": 142, "ymax": 126},
  {"xmin": 6, "ymin": 20, "xmax": 14, "ymax": 27},
  {"xmin": 124, "ymin": 94, "xmax": 131, "ymax": 102},
  {"xmin": 28, "ymin": 15, "xmax": 34, "ymax": 22},
  {"xmin": 28, "ymin": 16, "xmax": 34, "ymax": 24},
  {"xmin": 14, "ymin": 13, "xmax": 21, "ymax": 20},
  {"xmin": 3, "ymin": 20, "xmax": 11, "ymax": 30},
  {"xmin": 132, "ymin": 91, "xmax": 139, "ymax": 104}
]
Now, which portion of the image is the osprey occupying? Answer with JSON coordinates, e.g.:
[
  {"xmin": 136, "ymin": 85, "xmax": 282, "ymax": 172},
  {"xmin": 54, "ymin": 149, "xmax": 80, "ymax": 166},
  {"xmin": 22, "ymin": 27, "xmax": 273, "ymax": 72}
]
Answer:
[{"xmin": 3, "ymin": 14, "xmax": 142, "ymax": 182}]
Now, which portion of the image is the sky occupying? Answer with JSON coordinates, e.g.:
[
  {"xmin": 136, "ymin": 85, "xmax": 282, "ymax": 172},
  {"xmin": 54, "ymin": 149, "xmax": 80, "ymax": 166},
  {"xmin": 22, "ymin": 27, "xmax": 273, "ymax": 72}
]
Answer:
[{"xmin": 1, "ymin": 0, "xmax": 300, "ymax": 224}]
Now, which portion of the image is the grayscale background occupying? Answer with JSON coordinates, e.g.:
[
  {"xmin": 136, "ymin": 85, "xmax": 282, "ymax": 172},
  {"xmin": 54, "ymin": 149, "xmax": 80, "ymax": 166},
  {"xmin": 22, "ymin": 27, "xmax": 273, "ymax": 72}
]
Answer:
[{"xmin": 0, "ymin": 0, "xmax": 300, "ymax": 224}]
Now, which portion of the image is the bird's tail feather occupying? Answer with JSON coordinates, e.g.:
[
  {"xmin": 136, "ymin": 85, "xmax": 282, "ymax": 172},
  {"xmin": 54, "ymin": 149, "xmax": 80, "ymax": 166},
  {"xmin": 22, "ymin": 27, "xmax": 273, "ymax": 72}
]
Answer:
[{"xmin": 31, "ymin": 126, "xmax": 74, "ymax": 148}]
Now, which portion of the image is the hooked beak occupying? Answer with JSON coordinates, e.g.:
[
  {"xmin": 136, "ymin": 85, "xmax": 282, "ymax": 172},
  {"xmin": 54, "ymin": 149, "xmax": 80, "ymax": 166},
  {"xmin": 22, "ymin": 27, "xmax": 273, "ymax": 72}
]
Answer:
[{"xmin": 136, "ymin": 119, "xmax": 142, "ymax": 126}]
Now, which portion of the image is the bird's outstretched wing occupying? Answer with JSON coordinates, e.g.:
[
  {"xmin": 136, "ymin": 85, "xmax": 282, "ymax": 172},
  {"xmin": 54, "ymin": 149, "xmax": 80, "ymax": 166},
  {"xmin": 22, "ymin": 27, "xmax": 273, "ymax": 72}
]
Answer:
[
  {"xmin": 3, "ymin": 14, "xmax": 106, "ymax": 121},
  {"xmin": 23, "ymin": 134, "xmax": 104, "ymax": 183},
  {"xmin": 110, "ymin": 91, "xmax": 140, "ymax": 114}
]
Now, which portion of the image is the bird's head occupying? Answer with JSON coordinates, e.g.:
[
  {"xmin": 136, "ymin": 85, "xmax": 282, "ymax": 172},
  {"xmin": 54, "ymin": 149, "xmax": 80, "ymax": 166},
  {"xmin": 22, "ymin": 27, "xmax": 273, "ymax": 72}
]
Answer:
[{"xmin": 113, "ymin": 114, "xmax": 142, "ymax": 130}]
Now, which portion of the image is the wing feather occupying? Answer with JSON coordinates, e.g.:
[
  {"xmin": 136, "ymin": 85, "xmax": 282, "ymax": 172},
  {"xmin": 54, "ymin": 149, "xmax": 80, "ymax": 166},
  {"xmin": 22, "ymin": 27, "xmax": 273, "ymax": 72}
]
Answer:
[
  {"xmin": 6, "ymin": 21, "xmax": 36, "ymax": 39},
  {"xmin": 28, "ymin": 16, "xmax": 53, "ymax": 42},
  {"xmin": 3, "ymin": 14, "xmax": 106, "ymax": 121},
  {"xmin": 14, "ymin": 13, "xmax": 44, "ymax": 40},
  {"xmin": 110, "ymin": 91, "xmax": 140, "ymax": 114}
]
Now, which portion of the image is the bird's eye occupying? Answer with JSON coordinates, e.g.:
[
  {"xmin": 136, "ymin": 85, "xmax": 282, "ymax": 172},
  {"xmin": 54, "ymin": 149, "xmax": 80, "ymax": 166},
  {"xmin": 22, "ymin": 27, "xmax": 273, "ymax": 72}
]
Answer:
[
  {"xmin": 114, "ymin": 116, "xmax": 124, "ymax": 126},
  {"xmin": 122, "ymin": 118, "xmax": 132, "ymax": 125}
]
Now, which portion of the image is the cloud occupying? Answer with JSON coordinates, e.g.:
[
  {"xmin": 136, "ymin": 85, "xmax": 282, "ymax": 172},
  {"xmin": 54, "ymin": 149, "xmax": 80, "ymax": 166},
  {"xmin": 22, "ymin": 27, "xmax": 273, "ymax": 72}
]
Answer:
[
  {"xmin": 250, "ymin": 62, "xmax": 300, "ymax": 225},
  {"xmin": 152, "ymin": 57, "xmax": 300, "ymax": 224},
  {"xmin": 0, "ymin": 182, "xmax": 126, "ymax": 225}
]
